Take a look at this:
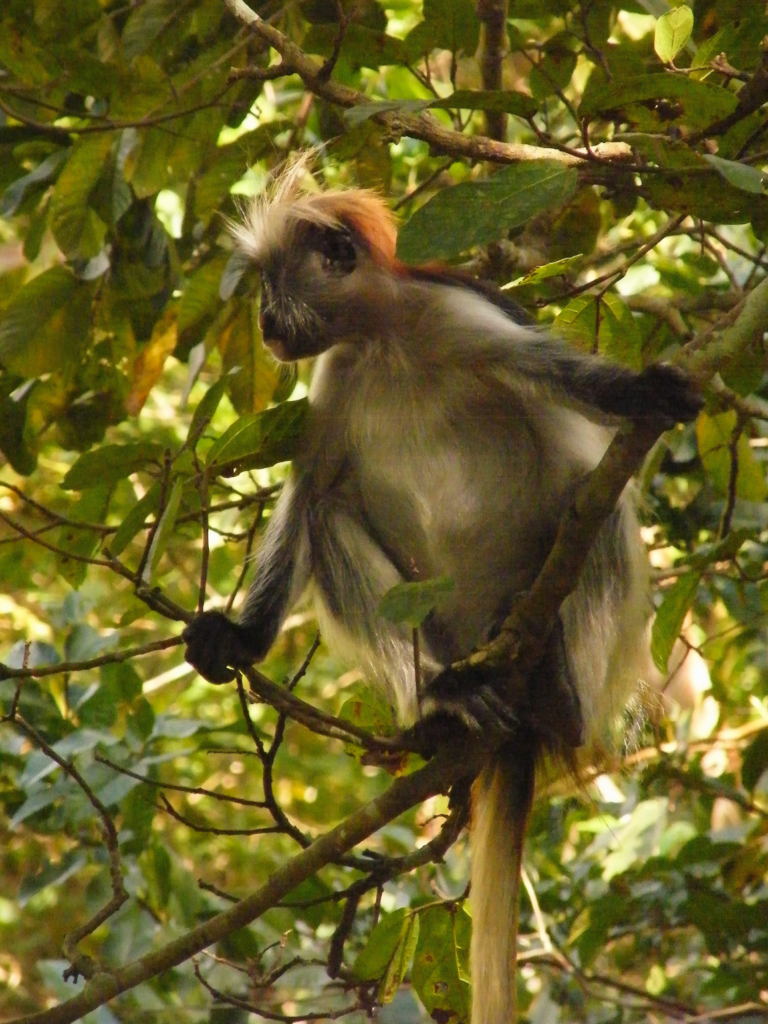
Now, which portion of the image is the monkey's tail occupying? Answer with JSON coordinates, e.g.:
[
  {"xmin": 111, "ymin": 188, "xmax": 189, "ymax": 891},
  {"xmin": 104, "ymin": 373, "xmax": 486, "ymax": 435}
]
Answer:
[{"xmin": 470, "ymin": 737, "xmax": 536, "ymax": 1024}]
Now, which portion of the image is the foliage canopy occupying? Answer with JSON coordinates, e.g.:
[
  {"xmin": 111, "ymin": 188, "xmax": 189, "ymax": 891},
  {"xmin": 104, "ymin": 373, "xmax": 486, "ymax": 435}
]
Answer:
[{"xmin": 1, "ymin": 1, "xmax": 768, "ymax": 1022}]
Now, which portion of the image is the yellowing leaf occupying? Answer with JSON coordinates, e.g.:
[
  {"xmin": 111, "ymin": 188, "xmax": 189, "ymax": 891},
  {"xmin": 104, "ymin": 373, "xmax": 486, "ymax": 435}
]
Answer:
[{"xmin": 125, "ymin": 308, "xmax": 178, "ymax": 415}]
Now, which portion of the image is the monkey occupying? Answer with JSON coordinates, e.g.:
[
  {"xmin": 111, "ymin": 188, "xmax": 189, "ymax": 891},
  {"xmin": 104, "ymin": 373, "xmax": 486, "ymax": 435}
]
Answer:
[{"xmin": 182, "ymin": 159, "xmax": 703, "ymax": 1024}]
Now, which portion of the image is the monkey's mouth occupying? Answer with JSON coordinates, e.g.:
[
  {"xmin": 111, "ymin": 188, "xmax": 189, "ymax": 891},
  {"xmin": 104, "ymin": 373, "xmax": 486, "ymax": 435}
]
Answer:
[
  {"xmin": 259, "ymin": 295, "xmax": 327, "ymax": 360},
  {"xmin": 263, "ymin": 336, "xmax": 291, "ymax": 362}
]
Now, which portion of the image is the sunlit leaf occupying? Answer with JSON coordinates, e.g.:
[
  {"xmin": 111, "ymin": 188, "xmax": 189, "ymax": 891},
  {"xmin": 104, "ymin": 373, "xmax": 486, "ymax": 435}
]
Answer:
[
  {"xmin": 142, "ymin": 478, "xmax": 184, "ymax": 585},
  {"xmin": 697, "ymin": 412, "xmax": 768, "ymax": 501},
  {"xmin": 654, "ymin": 6, "xmax": 694, "ymax": 63},
  {"xmin": 651, "ymin": 572, "xmax": 700, "ymax": 672},
  {"xmin": 205, "ymin": 399, "xmax": 308, "ymax": 474}
]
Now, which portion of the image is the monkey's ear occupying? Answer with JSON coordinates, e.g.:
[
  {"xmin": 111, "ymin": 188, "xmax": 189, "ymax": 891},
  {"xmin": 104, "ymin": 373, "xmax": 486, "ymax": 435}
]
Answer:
[{"xmin": 311, "ymin": 225, "xmax": 357, "ymax": 275}]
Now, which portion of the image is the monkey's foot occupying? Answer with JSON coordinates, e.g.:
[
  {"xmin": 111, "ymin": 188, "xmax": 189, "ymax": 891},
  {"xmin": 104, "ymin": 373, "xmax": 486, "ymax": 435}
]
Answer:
[
  {"xmin": 401, "ymin": 666, "xmax": 521, "ymax": 758},
  {"xmin": 420, "ymin": 665, "xmax": 522, "ymax": 738},
  {"xmin": 400, "ymin": 712, "xmax": 473, "ymax": 760},
  {"xmin": 623, "ymin": 363, "xmax": 704, "ymax": 426},
  {"xmin": 182, "ymin": 611, "xmax": 258, "ymax": 684}
]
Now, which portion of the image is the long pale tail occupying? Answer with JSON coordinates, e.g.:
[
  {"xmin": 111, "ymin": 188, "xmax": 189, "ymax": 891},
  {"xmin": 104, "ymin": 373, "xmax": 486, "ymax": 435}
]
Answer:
[{"xmin": 470, "ymin": 739, "xmax": 536, "ymax": 1024}]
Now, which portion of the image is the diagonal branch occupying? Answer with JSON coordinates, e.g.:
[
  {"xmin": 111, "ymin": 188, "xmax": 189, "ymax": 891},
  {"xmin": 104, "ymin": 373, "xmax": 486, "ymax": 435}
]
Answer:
[
  {"xmin": 222, "ymin": 0, "xmax": 632, "ymax": 170},
  {"xmin": 9, "ymin": 742, "xmax": 485, "ymax": 1024}
]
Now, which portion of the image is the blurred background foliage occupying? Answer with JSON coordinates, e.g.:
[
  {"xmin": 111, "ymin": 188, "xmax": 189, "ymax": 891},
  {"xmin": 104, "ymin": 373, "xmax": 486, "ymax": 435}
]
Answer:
[{"xmin": 1, "ymin": 0, "xmax": 768, "ymax": 1021}]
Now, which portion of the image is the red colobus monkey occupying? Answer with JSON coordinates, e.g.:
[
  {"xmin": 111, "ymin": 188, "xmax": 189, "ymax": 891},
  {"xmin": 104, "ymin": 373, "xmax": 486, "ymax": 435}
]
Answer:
[{"xmin": 183, "ymin": 161, "xmax": 702, "ymax": 1024}]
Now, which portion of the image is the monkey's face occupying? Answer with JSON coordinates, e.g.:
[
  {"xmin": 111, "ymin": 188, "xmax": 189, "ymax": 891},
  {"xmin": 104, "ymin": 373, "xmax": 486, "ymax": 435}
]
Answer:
[{"xmin": 258, "ymin": 222, "xmax": 383, "ymax": 361}]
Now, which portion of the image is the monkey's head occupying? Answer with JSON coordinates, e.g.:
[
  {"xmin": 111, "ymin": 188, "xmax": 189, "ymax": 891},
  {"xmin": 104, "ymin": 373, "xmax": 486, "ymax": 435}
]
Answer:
[{"xmin": 232, "ymin": 160, "xmax": 399, "ymax": 361}]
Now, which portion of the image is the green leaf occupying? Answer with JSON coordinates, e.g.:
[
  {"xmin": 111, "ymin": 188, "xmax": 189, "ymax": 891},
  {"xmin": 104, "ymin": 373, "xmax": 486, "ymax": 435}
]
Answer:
[
  {"xmin": 654, "ymin": 6, "xmax": 694, "ymax": 63},
  {"xmin": 187, "ymin": 375, "xmax": 232, "ymax": 448},
  {"xmin": 504, "ymin": 254, "xmax": 582, "ymax": 289},
  {"xmin": 411, "ymin": 905, "xmax": 471, "ymax": 1022},
  {"xmin": 0, "ymin": 149, "xmax": 68, "ymax": 218},
  {"xmin": 303, "ymin": 24, "xmax": 407, "ymax": 68},
  {"xmin": 142, "ymin": 477, "xmax": 183, "ymax": 585},
  {"xmin": 691, "ymin": 17, "xmax": 767, "ymax": 79},
  {"xmin": 205, "ymin": 399, "xmax": 308, "ymax": 475},
  {"xmin": 581, "ymin": 74, "xmax": 737, "ymax": 130},
  {"xmin": 56, "ymin": 483, "xmax": 113, "ymax": 588},
  {"xmin": 122, "ymin": 0, "xmax": 177, "ymax": 60},
  {"xmin": 379, "ymin": 577, "xmax": 455, "ymax": 628},
  {"xmin": 651, "ymin": 573, "xmax": 700, "ymax": 672},
  {"xmin": 178, "ymin": 256, "xmax": 229, "ymax": 332},
  {"xmin": 569, "ymin": 894, "xmax": 626, "ymax": 967},
  {"xmin": 20, "ymin": 728, "xmax": 116, "ymax": 788},
  {"xmin": 338, "ymin": 684, "xmax": 397, "ymax": 739},
  {"xmin": 344, "ymin": 90, "xmax": 537, "ymax": 129},
  {"xmin": 601, "ymin": 798, "xmax": 668, "ymax": 880},
  {"xmin": 62, "ymin": 442, "xmax": 165, "ymax": 490},
  {"xmin": 380, "ymin": 912, "xmax": 419, "ymax": 1004},
  {"xmin": 217, "ymin": 300, "xmax": 282, "ymax": 416},
  {"xmin": 702, "ymin": 155, "xmax": 764, "ymax": 195},
  {"xmin": 645, "ymin": 171, "xmax": 768, "ymax": 224},
  {"xmin": 530, "ymin": 39, "xmax": 578, "ymax": 101},
  {"xmin": 195, "ymin": 125, "xmax": 283, "ymax": 222},
  {"xmin": 397, "ymin": 161, "xmax": 578, "ymax": 263},
  {"xmin": 697, "ymin": 412, "xmax": 768, "ymax": 502},
  {"xmin": 404, "ymin": 0, "xmax": 479, "ymax": 58},
  {"xmin": 111, "ymin": 55, "xmax": 171, "ymax": 120},
  {"xmin": 343, "ymin": 99, "xmax": 430, "ymax": 128},
  {"xmin": 741, "ymin": 730, "xmax": 768, "ymax": 791},
  {"xmin": 430, "ymin": 89, "xmax": 537, "ymax": 118},
  {"xmin": 0, "ymin": 382, "xmax": 37, "ymax": 475},
  {"xmin": 352, "ymin": 909, "xmax": 417, "ymax": 993},
  {"xmin": 554, "ymin": 293, "xmax": 642, "ymax": 369},
  {"xmin": 18, "ymin": 852, "xmax": 88, "ymax": 906},
  {"xmin": 50, "ymin": 134, "xmax": 113, "ymax": 260},
  {"xmin": 0, "ymin": 266, "xmax": 78, "ymax": 376},
  {"xmin": 109, "ymin": 483, "xmax": 161, "ymax": 557},
  {"xmin": 0, "ymin": 23, "xmax": 52, "ymax": 84}
]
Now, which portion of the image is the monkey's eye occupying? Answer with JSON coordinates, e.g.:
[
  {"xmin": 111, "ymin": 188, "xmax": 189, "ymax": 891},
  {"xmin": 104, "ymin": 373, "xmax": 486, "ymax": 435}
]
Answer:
[{"xmin": 316, "ymin": 228, "xmax": 357, "ymax": 274}]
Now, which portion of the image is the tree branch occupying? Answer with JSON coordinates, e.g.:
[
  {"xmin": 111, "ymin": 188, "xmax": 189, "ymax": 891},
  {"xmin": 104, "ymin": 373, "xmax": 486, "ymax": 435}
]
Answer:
[
  {"xmin": 460, "ymin": 274, "xmax": 768, "ymax": 680},
  {"xmin": 476, "ymin": 0, "xmax": 509, "ymax": 140},
  {"xmin": 222, "ymin": 0, "xmax": 632, "ymax": 170},
  {"xmin": 9, "ymin": 743, "xmax": 484, "ymax": 1024}
]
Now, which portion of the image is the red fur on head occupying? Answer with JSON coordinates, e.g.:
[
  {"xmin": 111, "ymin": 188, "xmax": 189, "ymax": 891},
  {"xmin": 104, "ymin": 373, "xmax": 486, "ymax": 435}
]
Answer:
[
  {"xmin": 234, "ymin": 156, "xmax": 398, "ymax": 269},
  {"xmin": 320, "ymin": 191, "xmax": 397, "ymax": 267}
]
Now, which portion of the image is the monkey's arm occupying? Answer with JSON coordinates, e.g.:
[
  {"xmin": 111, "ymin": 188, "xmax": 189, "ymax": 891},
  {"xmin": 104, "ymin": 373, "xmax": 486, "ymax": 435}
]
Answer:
[
  {"xmin": 435, "ymin": 290, "xmax": 701, "ymax": 423},
  {"xmin": 183, "ymin": 475, "xmax": 311, "ymax": 684},
  {"xmin": 495, "ymin": 333, "xmax": 703, "ymax": 424},
  {"xmin": 497, "ymin": 333, "xmax": 703, "ymax": 424}
]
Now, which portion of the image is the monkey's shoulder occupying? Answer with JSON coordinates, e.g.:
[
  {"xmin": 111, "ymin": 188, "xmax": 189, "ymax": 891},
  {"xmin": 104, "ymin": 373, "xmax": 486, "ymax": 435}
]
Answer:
[{"xmin": 408, "ymin": 266, "xmax": 535, "ymax": 327}]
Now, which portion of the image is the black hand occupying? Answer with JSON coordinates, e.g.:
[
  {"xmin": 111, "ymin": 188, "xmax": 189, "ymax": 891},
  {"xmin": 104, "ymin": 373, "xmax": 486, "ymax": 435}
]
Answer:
[
  {"xmin": 182, "ymin": 611, "xmax": 259, "ymax": 684},
  {"xmin": 621, "ymin": 363, "xmax": 704, "ymax": 426}
]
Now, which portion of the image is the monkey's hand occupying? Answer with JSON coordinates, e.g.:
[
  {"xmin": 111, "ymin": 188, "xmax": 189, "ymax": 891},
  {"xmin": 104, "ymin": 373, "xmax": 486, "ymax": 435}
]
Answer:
[
  {"xmin": 182, "ymin": 611, "xmax": 261, "ymax": 684},
  {"xmin": 619, "ymin": 363, "xmax": 704, "ymax": 426}
]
